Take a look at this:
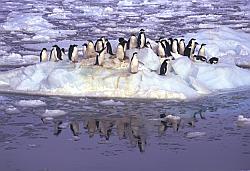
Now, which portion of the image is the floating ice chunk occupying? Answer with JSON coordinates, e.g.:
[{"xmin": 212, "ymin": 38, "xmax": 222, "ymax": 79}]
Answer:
[
  {"xmin": 185, "ymin": 131, "xmax": 206, "ymax": 138},
  {"xmin": 236, "ymin": 115, "xmax": 250, "ymax": 127},
  {"xmin": 99, "ymin": 99, "xmax": 125, "ymax": 106},
  {"xmin": 5, "ymin": 106, "xmax": 20, "ymax": 114},
  {"xmin": 16, "ymin": 100, "xmax": 46, "ymax": 107},
  {"xmin": 41, "ymin": 109, "xmax": 67, "ymax": 118}
]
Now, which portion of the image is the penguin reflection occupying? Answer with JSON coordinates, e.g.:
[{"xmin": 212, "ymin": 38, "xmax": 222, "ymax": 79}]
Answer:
[
  {"xmin": 98, "ymin": 119, "xmax": 114, "ymax": 140},
  {"xmin": 70, "ymin": 121, "xmax": 80, "ymax": 136},
  {"xmin": 84, "ymin": 118, "xmax": 99, "ymax": 138},
  {"xmin": 115, "ymin": 117, "xmax": 130, "ymax": 139}
]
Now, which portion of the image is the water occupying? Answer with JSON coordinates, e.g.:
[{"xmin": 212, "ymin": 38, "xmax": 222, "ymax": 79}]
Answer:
[
  {"xmin": 0, "ymin": 90, "xmax": 250, "ymax": 171},
  {"xmin": 0, "ymin": 0, "xmax": 250, "ymax": 170}
]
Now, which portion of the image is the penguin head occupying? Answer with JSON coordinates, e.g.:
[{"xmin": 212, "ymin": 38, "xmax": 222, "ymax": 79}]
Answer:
[
  {"xmin": 140, "ymin": 29, "xmax": 145, "ymax": 32},
  {"xmin": 87, "ymin": 40, "xmax": 94, "ymax": 45},
  {"xmin": 201, "ymin": 43, "xmax": 206, "ymax": 47},
  {"xmin": 132, "ymin": 52, "xmax": 138, "ymax": 57},
  {"xmin": 73, "ymin": 44, "xmax": 78, "ymax": 47},
  {"xmin": 82, "ymin": 43, "xmax": 87, "ymax": 47},
  {"xmin": 180, "ymin": 39, "xmax": 185, "ymax": 42},
  {"xmin": 52, "ymin": 45, "xmax": 58, "ymax": 48},
  {"xmin": 119, "ymin": 37, "xmax": 125, "ymax": 43},
  {"xmin": 42, "ymin": 48, "xmax": 47, "ymax": 51},
  {"xmin": 195, "ymin": 42, "xmax": 199, "ymax": 46},
  {"xmin": 61, "ymin": 48, "xmax": 65, "ymax": 53}
]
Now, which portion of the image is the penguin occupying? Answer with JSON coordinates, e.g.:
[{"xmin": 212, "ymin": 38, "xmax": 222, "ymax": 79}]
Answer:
[
  {"xmin": 127, "ymin": 34, "xmax": 138, "ymax": 49},
  {"xmin": 145, "ymin": 41, "xmax": 152, "ymax": 49},
  {"xmin": 61, "ymin": 48, "xmax": 66, "ymax": 60},
  {"xmin": 116, "ymin": 42, "xmax": 125, "ymax": 61},
  {"xmin": 68, "ymin": 45, "xmax": 74, "ymax": 61},
  {"xmin": 40, "ymin": 48, "xmax": 48, "ymax": 62},
  {"xmin": 157, "ymin": 40, "xmax": 165, "ymax": 58},
  {"xmin": 50, "ymin": 45, "xmax": 62, "ymax": 62},
  {"xmin": 105, "ymin": 39, "xmax": 114, "ymax": 55},
  {"xmin": 192, "ymin": 42, "xmax": 199, "ymax": 55},
  {"xmin": 193, "ymin": 55, "xmax": 207, "ymax": 62},
  {"xmin": 95, "ymin": 38, "xmax": 104, "ymax": 52},
  {"xmin": 130, "ymin": 52, "xmax": 139, "ymax": 74},
  {"xmin": 84, "ymin": 118, "xmax": 99, "ymax": 138},
  {"xmin": 159, "ymin": 58, "xmax": 171, "ymax": 75},
  {"xmin": 184, "ymin": 38, "xmax": 196, "ymax": 57},
  {"xmin": 82, "ymin": 43, "xmax": 87, "ymax": 58},
  {"xmin": 178, "ymin": 39, "xmax": 185, "ymax": 55},
  {"xmin": 198, "ymin": 43, "xmax": 206, "ymax": 57},
  {"xmin": 171, "ymin": 39, "xmax": 179, "ymax": 54},
  {"xmin": 95, "ymin": 47, "xmax": 106, "ymax": 66},
  {"xmin": 71, "ymin": 44, "xmax": 79, "ymax": 62},
  {"xmin": 208, "ymin": 57, "xmax": 219, "ymax": 64},
  {"xmin": 184, "ymin": 46, "xmax": 192, "ymax": 58},
  {"xmin": 137, "ymin": 29, "xmax": 146, "ymax": 49},
  {"xmin": 86, "ymin": 40, "xmax": 96, "ymax": 58}
]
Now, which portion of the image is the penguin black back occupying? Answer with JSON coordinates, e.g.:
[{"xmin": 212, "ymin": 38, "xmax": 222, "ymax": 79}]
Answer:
[
  {"xmin": 106, "ymin": 39, "xmax": 113, "ymax": 55},
  {"xmin": 55, "ymin": 45, "xmax": 62, "ymax": 60},
  {"xmin": 68, "ymin": 45, "xmax": 74, "ymax": 61},
  {"xmin": 209, "ymin": 57, "xmax": 219, "ymax": 64},
  {"xmin": 159, "ymin": 59, "xmax": 169, "ymax": 75}
]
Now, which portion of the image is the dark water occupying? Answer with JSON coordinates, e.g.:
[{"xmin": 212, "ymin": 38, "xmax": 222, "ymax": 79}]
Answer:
[{"xmin": 0, "ymin": 89, "xmax": 250, "ymax": 171}]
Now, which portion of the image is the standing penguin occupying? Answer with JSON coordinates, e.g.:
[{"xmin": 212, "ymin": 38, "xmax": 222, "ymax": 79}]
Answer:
[
  {"xmin": 160, "ymin": 58, "xmax": 171, "ymax": 75},
  {"xmin": 128, "ymin": 34, "xmax": 138, "ymax": 49},
  {"xmin": 86, "ymin": 40, "xmax": 96, "ymax": 58},
  {"xmin": 130, "ymin": 52, "xmax": 139, "ymax": 74},
  {"xmin": 40, "ymin": 48, "xmax": 48, "ymax": 62},
  {"xmin": 172, "ymin": 39, "xmax": 179, "ymax": 54},
  {"xmin": 68, "ymin": 45, "xmax": 74, "ymax": 61},
  {"xmin": 105, "ymin": 39, "xmax": 114, "ymax": 55},
  {"xmin": 71, "ymin": 44, "xmax": 79, "ymax": 62},
  {"xmin": 198, "ymin": 43, "xmax": 206, "ymax": 57},
  {"xmin": 157, "ymin": 40, "xmax": 166, "ymax": 58},
  {"xmin": 137, "ymin": 29, "xmax": 146, "ymax": 49},
  {"xmin": 82, "ymin": 43, "xmax": 87, "ymax": 58},
  {"xmin": 61, "ymin": 48, "xmax": 66, "ymax": 60},
  {"xmin": 178, "ymin": 39, "xmax": 185, "ymax": 55},
  {"xmin": 184, "ymin": 46, "xmax": 192, "ymax": 58},
  {"xmin": 95, "ymin": 38, "xmax": 104, "ymax": 52},
  {"xmin": 116, "ymin": 42, "xmax": 125, "ymax": 61},
  {"xmin": 50, "ymin": 45, "xmax": 62, "ymax": 62},
  {"xmin": 95, "ymin": 47, "xmax": 106, "ymax": 66}
]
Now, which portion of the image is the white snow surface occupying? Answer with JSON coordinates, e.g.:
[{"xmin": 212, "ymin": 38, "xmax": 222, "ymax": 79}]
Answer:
[
  {"xmin": 16, "ymin": 100, "xmax": 46, "ymax": 107},
  {"xmin": 41, "ymin": 109, "xmax": 67, "ymax": 118}
]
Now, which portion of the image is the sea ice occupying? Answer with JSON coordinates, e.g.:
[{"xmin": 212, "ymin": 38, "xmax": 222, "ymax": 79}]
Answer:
[{"xmin": 16, "ymin": 100, "xmax": 46, "ymax": 107}]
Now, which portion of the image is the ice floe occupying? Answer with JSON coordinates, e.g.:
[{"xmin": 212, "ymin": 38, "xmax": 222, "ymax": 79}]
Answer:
[
  {"xmin": 99, "ymin": 99, "xmax": 125, "ymax": 106},
  {"xmin": 16, "ymin": 100, "xmax": 46, "ymax": 107},
  {"xmin": 185, "ymin": 131, "xmax": 206, "ymax": 138},
  {"xmin": 41, "ymin": 109, "xmax": 67, "ymax": 120}
]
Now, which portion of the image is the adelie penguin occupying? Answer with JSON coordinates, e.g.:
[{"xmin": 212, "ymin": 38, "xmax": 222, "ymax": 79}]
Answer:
[
  {"xmin": 137, "ymin": 29, "xmax": 146, "ymax": 49},
  {"xmin": 171, "ymin": 39, "xmax": 179, "ymax": 54},
  {"xmin": 208, "ymin": 57, "xmax": 219, "ymax": 64},
  {"xmin": 86, "ymin": 40, "xmax": 96, "ymax": 58},
  {"xmin": 105, "ymin": 39, "xmax": 114, "ymax": 55},
  {"xmin": 95, "ymin": 47, "xmax": 106, "ymax": 66},
  {"xmin": 40, "ymin": 48, "xmax": 48, "ymax": 62},
  {"xmin": 127, "ymin": 34, "xmax": 137, "ymax": 49},
  {"xmin": 68, "ymin": 44, "xmax": 78, "ymax": 63},
  {"xmin": 184, "ymin": 38, "xmax": 195, "ymax": 57},
  {"xmin": 193, "ymin": 55, "xmax": 207, "ymax": 62},
  {"xmin": 119, "ymin": 37, "xmax": 128, "ymax": 52},
  {"xmin": 198, "ymin": 43, "xmax": 206, "ymax": 57},
  {"xmin": 157, "ymin": 39, "xmax": 166, "ymax": 58},
  {"xmin": 159, "ymin": 58, "xmax": 171, "ymax": 75},
  {"xmin": 130, "ymin": 52, "xmax": 139, "ymax": 74},
  {"xmin": 116, "ymin": 41, "xmax": 125, "ymax": 61},
  {"xmin": 50, "ymin": 45, "xmax": 62, "ymax": 62},
  {"xmin": 178, "ymin": 39, "xmax": 185, "ymax": 55},
  {"xmin": 82, "ymin": 43, "xmax": 87, "ymax": 58},
  {"xmin": 95, "ymin": 38, "xmax": 104, "ymax": 52}
]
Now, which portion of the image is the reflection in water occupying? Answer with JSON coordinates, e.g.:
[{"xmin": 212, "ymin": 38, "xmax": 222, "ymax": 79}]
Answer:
[{"xmin": 43, "ymin": 111, "xmax": 205, "ymax": 152}]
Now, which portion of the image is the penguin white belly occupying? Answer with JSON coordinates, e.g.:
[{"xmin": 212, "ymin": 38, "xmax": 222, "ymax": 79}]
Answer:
[
  {"xmin": 158, "ymin": 45, "xmax": 165, "ymax": 57},
  {"xmin": 140, "ymin": 34, "xmax": 146, "ymax": 48},
  {"xmin": 172, "ymin": 42, "xmax": 178, "ymax": 53},
  {"xmin": 130, "ymin": 58, "xmax": 139, "ymax": 73},
  {"xmin": 72, "ymin": 48, "xmax": 78, "ymax": 62},
  {"xmin": 130, "ymin": 38, "xmax": 137, "ymax": 49},
  {"xmin": 198, "ymin": 48, "xmax": 205, "ymax": 57},
  {"xmin": 51, "ymin": 48, "xmax": 57, "ymax": 62},
  {"xmin": 179, "ymin": 44, "xmax": 185, "ymax": 55},
  {"xmin": 98, "ymin": 53, "xmax": 105, "ymax": 66},
  {"xmin": 87, "ymin": 46, "xmax": 96, "ymax": 58},
  {"xmin": 41, "ymin": 51, "xmax": 48, "ymax": 62},
  {"xmin": 96, "ymin": 41, "xmax": 103, "ymax": 52},
  {"xmin": 116, "ymin": 45, "xmax": 125, "ymax": 60}
]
